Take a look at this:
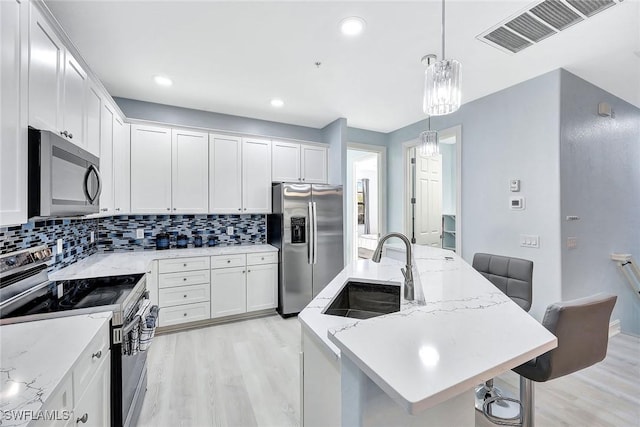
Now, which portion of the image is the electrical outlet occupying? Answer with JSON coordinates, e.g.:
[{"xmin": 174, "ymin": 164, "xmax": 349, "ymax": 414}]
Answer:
[
  {"xmin": 136, "ymin": 229, "xmax": 144, "ymax": 239},
  {"xmin": 226, "ymin": 226, "xmax": 234, "ymax": 236},
  {"xmin": 56, "ymin": 238, "xmax": 63, "ymax": 254},
  {"xmin": 520, "ymin": 234, "xmax": 540, "ymax": 248},
  {"xmin": 567, "ymin": 237, "xmax": 577, "ymax": 249},
  {"xmin": 90, "ymin": 231, "xmax": 95, "ymax": 243}
]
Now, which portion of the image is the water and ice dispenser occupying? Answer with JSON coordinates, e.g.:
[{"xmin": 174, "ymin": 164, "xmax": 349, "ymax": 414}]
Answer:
[{"xmin": 291, "ymin": 216, "xmax": 306, "ymax": 244}]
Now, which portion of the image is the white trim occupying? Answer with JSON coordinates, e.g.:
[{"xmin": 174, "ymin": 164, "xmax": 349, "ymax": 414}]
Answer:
[
  {"xmin": 609, "ymin": 319, "xmax": 621, "ymax": 338},
  {"xmin": 347, "ymin": 143, "xmax": 387, "ymax": 237}
]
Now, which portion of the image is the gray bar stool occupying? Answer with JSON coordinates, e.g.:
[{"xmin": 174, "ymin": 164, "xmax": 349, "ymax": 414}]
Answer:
[
  {"xmin": 483, "ymin": 293, "xmax": 617, "ymax": 427},
  {"xmin": 472, "ymin": 253, "xmax": 534, "ymax": 414}
]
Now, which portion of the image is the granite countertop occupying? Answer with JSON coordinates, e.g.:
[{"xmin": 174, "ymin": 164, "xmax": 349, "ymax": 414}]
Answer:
[
  {"xmin": 49, "ymin": 244, "xmax": 278, "ymax": 281},
  {"xmin": 298, "ymin": 245, "xmax": 557, "ymax": 415},
  {"xmin": 0, "ymin": 312, "xmax": 112, "ymax": 427}
]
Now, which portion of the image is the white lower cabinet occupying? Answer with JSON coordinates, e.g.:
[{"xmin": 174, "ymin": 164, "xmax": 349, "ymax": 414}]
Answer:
[
  {"xmin": 246, "ymin": 263, "xmax": 277, "ymax": 312},
  {"xmin": 71, "ymin": 351, "xmax": 110, "ymax": 427},
  {"xmin": 211, "ymin": 265, "xmax": 247, "ymax": 318}
]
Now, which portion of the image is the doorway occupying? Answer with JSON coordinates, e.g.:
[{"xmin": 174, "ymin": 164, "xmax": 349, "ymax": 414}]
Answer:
[
  {"xmin": 346, "ymin": 144, "xmax": 386, "ymax": 262},
  {"xmin": 404, "ymin": 125, "xmax": 461, "ymax": 254}
]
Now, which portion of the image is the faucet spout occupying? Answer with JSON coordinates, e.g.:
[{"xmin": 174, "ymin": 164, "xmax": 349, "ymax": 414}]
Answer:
[{"xmin": 371, "ymin": 232, "xmax": 415, "ymax": 301}]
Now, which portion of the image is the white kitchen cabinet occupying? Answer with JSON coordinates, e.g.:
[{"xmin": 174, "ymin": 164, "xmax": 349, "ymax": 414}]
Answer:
[
  {"xmin": 61, "ymin": 51, "xmax": 87, "ymax": 146},
  {"xmin": 113, "ymin": 116, "xmax": 130, "ymax": 214},
  {"xmin": 98, "ymin": 103, "xmax": 115, "ymax": 214},
  {"xmin": 85, "ymin": 80, "xmax": 102, "ymax": 157},
  {"xmin": 172, "ymin": 129, "xmax": 209, "ymax": 213},
  {"xmin": 72, "ymin": 351, "xmax": 111, "ymax": 427},
  {"xmin": 0, "ymin": 0, "xmax": 28, "ymax": 227},
  {"xmin": 211, "ymin": 266, "xmax": 247, "ymax": 318},
  {"xmin": 242, "ymin": 138, "xmax": 272, "ymax": 213},
  {"xmin": 130, "ymin": 124, "xmax": 172, "ymax": 214},
  {"xmin": 246, "ymin": 263, "xmax": 277, "ymax": 311},
  {"xmin": 301, "ymin": 144, "xmax": 328, "ymax": 183},
  {"xmin": 209, "ymin": 134, "xmax": 242, "ymax": 213},
  {"xmin": 271, "ymin": 141, "xmax": 301, "ymax": 182}
]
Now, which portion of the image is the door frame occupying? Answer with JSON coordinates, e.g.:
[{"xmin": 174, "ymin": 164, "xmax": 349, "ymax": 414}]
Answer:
[{"xmin": 403, "ymin": 125, "xmax": 462, "ymax": 255}]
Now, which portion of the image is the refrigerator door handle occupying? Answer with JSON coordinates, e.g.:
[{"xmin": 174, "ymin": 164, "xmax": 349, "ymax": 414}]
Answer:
[
  {"xmin": 312, "ymin": 201, "xmax": 318, "ymax": 264},
  {"xmin": 308, "ymin": 202, "xmax": 314, "ymax": 264}
]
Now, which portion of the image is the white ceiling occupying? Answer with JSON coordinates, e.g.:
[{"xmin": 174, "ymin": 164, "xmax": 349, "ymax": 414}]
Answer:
[{"xmin": 46, "ymin": 0, "xmax": 640, "ymax": 133}]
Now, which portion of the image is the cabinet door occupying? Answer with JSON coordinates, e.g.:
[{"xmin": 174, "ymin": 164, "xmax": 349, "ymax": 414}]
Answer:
[
  {"xmin": 242, "ymin": 138, "xmax": 272, "ymax": 213},
  {"xmin": 0, "ymin": 0, "xmax": 28, "ymax": 227},
  {"xmin": 301, "ymin": 145, "xmax": 328, "ymax": 184},
  {"xmin": 113, "ymin": 116, "xmax": 130, "ymax": 214},
  {"xmin": 130, "ymin": 125, "xmax": 172, "ymax": 214},
  {"xmin": 98, "ymin": 103, "xmax": 114, "ymax": 214},
  {"xmin": 210, "ymin": 266, "xmax": 247, "ymax": 318},
  {"xmin": 246, "ymin": 263, "xmax": 277, "ymax": 312},
  {"xmin": 73, "ymin": 352, "xmax": 111, "ymax": 427},
  {"xmin": 272, "ymin": 141, "xmax": 300, "ymax": 182},
  {"xmin": 28, "ymin": 5, "xmax": 63, "ymax": 133},
  {"xmin": 85, "ymin": 81, "xmax": 101, "ymax": 157},
  {"xmin": 209, "ymin": 134, "xmax": 242, "ymax": 214},
  {"xmin": 61, "ymin": 51, "xmax": 86, "ymax": 147},
  {"xmin": 172, "ymin": 129, "xmax": 208, "ymax": 213}
]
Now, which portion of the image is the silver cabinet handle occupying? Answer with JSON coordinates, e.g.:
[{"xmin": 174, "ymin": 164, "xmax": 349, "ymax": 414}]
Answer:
[
  {"xmin": 60, "ymin": 130, "xmax": 68, "ymax": 137},
  {"xmin": 167, "ymin": 208, "xmax": 170, "ymax": 211},
  {"xmin": 173, "ymin": 208, "xmax": 177, "ymax": 211},
  {"xmin": 183, "ymin": 263, "xmax": 187, "ymax": 267},
  {"xmin": 101, "ymin": 208, "xmax": 108, "ymax": 212},
  {"xmin": 76, "ymin": 413, "xmax": 88, "ymax": 424},
  {"xmin": 183, "ymin": 313, "xmax": 187, "ymax": 317},
  {"xmin": 227, "ymin": 260, "xmax": 230, "ymax": 263},
  {"xmin": 92, "ymin": 350, "xmax": 102, "ymax": 359},
  {"xmin": 238, "ymin": 208, "xmax": 241, "ymax": 211},
  {"xmin": 302, "ymin": 178, "xmax": 306, "ymax": 181},
  {"xmin": 261, "ymin": 257, "xmax": 264, "ymax": 261},
  {"xmin": 242, "ymin": 270, "xmax": 245, "ymax": 274},
  {"xmin": 68, "ymin": 133, "xmax": 73, "ymax": 139},
  {"xmin": 248, "ymin": 270, "xmax": 251, "ymax": 273},
  {"xmin": 183, "ymin": 294, "xmax": 187, "ymax": 298},
  {"xmin": 244, "ymin": 208, "xmax": 247, "ymax": 211},
  {"xmin": 183, "ymin": 278, "xmax": 187, "ymax": 281},
  {"xmin": 115, "ymin": 208, "xmax": 120, "ymax": 211}
]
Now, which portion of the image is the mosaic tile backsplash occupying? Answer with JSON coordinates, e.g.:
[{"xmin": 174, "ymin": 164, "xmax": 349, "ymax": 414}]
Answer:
[
  {"xmin": 0, "ymin": 218, "xmax": 99, "ymax": 272},
  {"xmin": 98, "ymin": 214, "xmax": 266, "ymax": 251}
]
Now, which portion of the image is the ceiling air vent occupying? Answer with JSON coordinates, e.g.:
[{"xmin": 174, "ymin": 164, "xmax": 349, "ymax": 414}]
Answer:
[{"xmin": 477, "ymin": 0, "xmax": 624, "ymax": 54}]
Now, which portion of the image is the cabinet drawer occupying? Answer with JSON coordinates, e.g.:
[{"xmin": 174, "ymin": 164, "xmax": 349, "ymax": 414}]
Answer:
[
  {"xmin": 159, "ymin": 302, "xmax": 210, "ymax": 327},
  {"xmin": 73, "ymin": 321, "xmax": 110, "ymax": 405},
  {"xmin": 247, "ymin": 252, "xmax": 278, "ymax": 265},
  {"xmin": 158, "ymin": 270, "xmax": 211, "ymax": 289},
  {"xmin": 211, "ymin": 254, "xmax": 246, "ymax": 269},
  {"xmin": 159, "ymin": 283, "xmax": 210, "ymax": 307},
  {"xmin": 158, "ymin": 256, "xmax": 210, "ymax": 273}
]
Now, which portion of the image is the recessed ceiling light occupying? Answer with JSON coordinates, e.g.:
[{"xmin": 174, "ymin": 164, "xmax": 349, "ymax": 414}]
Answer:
[
  {"xmin": 270, "ymin": 98, "xmax": 284, "ymax": 108},
  {"xmin": 154, "ymin": 75, "xmax": 173, "ymax": 87},
  {"xmin": 339, "ymin": 16, "xmax": 366, "ymax": 36}
]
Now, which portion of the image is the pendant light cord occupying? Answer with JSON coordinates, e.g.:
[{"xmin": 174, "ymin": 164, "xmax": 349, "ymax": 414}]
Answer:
[{"xmin": 441, "ymin": 0, "xmax": 446, "ymax": 60}]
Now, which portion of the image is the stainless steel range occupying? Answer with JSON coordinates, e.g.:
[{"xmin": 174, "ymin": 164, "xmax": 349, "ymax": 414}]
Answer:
[{"xmin": 0, "ymin": 245, "xmax": 156, "ymax": 427}]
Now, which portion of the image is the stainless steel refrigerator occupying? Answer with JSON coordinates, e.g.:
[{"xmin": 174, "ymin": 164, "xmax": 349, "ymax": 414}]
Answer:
[{"xmin": 268, "ymin": 183, "xmax": 344, "ymax": 316}]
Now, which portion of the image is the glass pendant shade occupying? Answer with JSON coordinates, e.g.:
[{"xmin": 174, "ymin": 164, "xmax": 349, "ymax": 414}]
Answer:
[
  {"xmin": 419, "ymin": 130, "xmax": 439, "ymax": 157},
  {"xmin": 423, "ymin": 59, "xmax": 462, "ymax": 116}
]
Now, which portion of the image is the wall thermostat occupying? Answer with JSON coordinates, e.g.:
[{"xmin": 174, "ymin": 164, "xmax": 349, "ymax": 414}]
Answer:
[
  {"xmin": 510, "ymin": 179, "xmax": 520, "ymax": 192},
  {"xmin": 510, "ymin": 197, "xmax": 525, "ymax": 210}
]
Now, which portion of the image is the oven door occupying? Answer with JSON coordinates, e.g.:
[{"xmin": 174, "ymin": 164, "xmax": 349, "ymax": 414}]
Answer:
[{"xmin": 121, "ymin": 343, "xmax": 147, "ymax": 427}]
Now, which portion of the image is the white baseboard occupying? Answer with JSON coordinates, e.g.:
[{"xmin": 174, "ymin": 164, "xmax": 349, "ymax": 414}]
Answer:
[{"xmin": 609, "ymin": 319, "xmax": 621, "ymax": 337}]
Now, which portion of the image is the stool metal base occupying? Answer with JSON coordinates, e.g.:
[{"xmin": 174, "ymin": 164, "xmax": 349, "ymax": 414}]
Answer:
[{"xmin": 474, "ymin": 383, "xmax": 520, "ymax": 419}]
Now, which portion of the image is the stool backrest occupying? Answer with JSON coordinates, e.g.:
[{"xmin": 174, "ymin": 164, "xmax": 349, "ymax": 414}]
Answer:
[{"xmin": 472, "ymin": 253, "xmax": 533, "ymax": 311}]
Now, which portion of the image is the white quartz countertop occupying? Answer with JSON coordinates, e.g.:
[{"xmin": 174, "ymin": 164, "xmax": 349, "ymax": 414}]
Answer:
[
  {"xmin": 49, "ymin": 244, "xmax": 278, "ymax": 281},
  {"xmin": 298, "ymin": 245, "xmax": 557, "ymax": 415},
  {"xmin": 0, "ymin": 312, "xmax": 112, "ymax": 426}
]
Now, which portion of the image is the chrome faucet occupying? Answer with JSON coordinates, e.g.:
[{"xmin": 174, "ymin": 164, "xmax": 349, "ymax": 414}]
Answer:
[{"xmin": 371, "ymin": 232, "xmax": 415, "ymax": 301}]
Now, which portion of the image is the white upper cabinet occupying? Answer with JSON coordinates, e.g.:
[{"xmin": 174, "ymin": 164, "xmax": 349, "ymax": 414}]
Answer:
[
  {"xmin": 61, "ymin": 52, "xmax": 87, "ymax": 146},
  {"xmin": 271, "ymin": 141, "xmax": 301, "ymax": 182},
  {"xmin": 209, "ymin": 134, "xmax": 242, "ymax": 214},
  {"xmin": 242, "ymin": 138, "xmax": 272, "ymax": 214},
  {"xmin": 0, "ymin": 0, "xmax": 28, "ymax": 227},
  {"xmin": 98, "ymin": 103, "xmax": 114, "ymax": 215},
  {"xmin": 28, "ymin": 5, "xmax": 63, "ymax": 133},
  {"xmin": 171, "ymin": 129, "xmax": 209, "ymax": 213},
  {"xmin": 301, "ymin": 144, "xmax": 328, "ymax": 183},
  {"xmin": 130, "ymin": 124, "xmax": 172, "ymax": 214},
  {"xmin": 85, "ymin": 80, "xmax": 102, "ymax": 157},
  {"xmin": 113, "ymin": 116, "xmax": 130, "ymax": 214}
]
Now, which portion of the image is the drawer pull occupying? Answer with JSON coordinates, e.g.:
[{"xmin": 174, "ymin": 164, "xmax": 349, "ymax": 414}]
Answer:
[
  {"xmin": 242, "ymin": 270, "xmax": 245, "ymax": 274},
  {"xmin": 227, "ymin": 260, "xmax": 231, "ymax": 263},
  {"xmin": 183, "ymin": 263, "xmax": 187, "ymax": 267},
  {"xmin": 183, "ymin": 278, "xmax": 187, "ymax": 281},
  {"xmin": 92, "ymin": 350, "xmax": 102, "ymax": 359},
  {"xmin": 183, "ymin": 294, "xmax": 187, "ymax": 298},
  {"xmin": 76, "ymin": 413, "xmax": 88, "ymax": 424},
  {"xmin": 261, "ymin": 257, "xmax": 264, "ymax": 260},
  {"xmin": 183, "ymin": 313, "xmax": 187, "ymax": 317},
  {"xmin": 248, "ymin": 270, "xmax": 251, "ymax": 273}
]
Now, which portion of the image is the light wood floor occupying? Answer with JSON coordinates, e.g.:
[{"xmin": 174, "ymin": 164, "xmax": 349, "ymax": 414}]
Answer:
[{"xmin": 137, "ymin": 315, "xmax": 639, "ymax": 427}]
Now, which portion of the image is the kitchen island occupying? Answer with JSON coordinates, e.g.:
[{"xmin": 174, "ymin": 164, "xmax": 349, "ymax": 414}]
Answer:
[{"xmin": 298, "ymin": 245, "xmax": 556, "ymax": 426}]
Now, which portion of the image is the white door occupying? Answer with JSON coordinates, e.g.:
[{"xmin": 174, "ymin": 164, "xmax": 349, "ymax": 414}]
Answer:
[
  {"xmin": 242, "ymin": 138, "xmax": 272, "ymax": 213},
  {"xmin": 210, "ymin": 267, "xmax": 247, "ymax": 318},
  {"xmin": 98, "ymin": 103, "xmax": 114, "ymax": 214},
  {"xmin": 85, "ymin": 81, "xmax": 101, "ymax": 157},
  {"xmin": 246, "ymin": 263, "xmax": 277, "ymax": 312},
  {"xmin": 0, "ymin": 0, "xmax": 28, "ymax": 227},
  {"xmin": 209, "ymin": 134, "xmax": 242, "ymax": 214},
  {"xmin": 113, "ymin": 116, "xmax": 130, "ymax": 214},
  {"xmin": 73, "ymin": 353, "xmax": 111, "ymax": 427},
  {"xmin": 414, "ymin": 150, "xmax": 442, "ymax": 246},
  {"xmin": 171, "ymin": 129, "xmax": 208, "ymax": 213},
  {"xmin": 28, "ymin": 6, "xmax": 63, "ymax": 132},
  {"xmin": 272, "ymin": 141, "xmax": 300, "ymax": 182},
  {"xmin": 301, "ymin": 145, "xmax": 328, "ymax": 183},
  {"xmin": 130, "ymin": 125, "xmax": 172, "ymax": 214},
  {"xmin": 61, "ymin": 52, "xmax": 86, "ymax": 147}
]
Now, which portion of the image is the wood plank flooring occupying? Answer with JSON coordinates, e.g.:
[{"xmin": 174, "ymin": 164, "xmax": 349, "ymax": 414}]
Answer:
[{"xmin": 137, "ymin": 315, "xmax": 639, "ymax": 427}]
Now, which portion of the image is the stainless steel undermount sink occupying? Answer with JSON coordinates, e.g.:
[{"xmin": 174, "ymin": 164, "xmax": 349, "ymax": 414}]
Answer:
[{"xmin": 323, "ymin": 281, "xmax": 401, "ymax": 320}]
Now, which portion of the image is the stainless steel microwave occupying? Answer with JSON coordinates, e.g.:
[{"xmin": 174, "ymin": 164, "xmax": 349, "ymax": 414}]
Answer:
[{"xmin": 28, "ymin": 128, "xmax": 102, "ymax": 218}]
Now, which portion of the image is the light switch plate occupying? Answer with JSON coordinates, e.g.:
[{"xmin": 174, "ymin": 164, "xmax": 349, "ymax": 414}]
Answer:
[
  {"xmin": 567, "ymin": 237, "xmax": 577, "ymax": 249},
  {"xmin": 520, "ymin": 234, "xmax": 539, "ymax": 248},
  {"xmin": 226, "ymin": 226, "xmax": 234, "ymax": 235},
  {"xmin": 136, "ymin": 229, "xmax": 144, "ymax": 239},
  {"xmin": 510, "ymin": 179, "xmax": 520, "ymax": 192}
]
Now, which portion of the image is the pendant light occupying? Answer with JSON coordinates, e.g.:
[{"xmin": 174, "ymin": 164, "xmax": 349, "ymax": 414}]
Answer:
[
  {"xmin": 423, "ymin": 0, "xmax": 461, "ymax": 116},
  {"xmin": 420, "ymin": 55, "xmax": 439, "ymax": 157}
]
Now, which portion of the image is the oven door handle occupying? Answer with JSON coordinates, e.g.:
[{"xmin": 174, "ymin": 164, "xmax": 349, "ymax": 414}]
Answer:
[{"xmin": 122, "ymin": 299, "xmax": 152, "ymax": 335}]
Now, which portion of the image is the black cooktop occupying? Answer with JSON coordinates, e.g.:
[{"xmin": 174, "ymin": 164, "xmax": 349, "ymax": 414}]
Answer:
[{"xmin": 0, "ymin": 273, "xmax": 144, "ymax": 318}]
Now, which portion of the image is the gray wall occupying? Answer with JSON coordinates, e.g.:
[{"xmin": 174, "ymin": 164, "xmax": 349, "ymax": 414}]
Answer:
[
  {"xmin": 559, "ymin": 70, "xmax": 640, "ymax": 335},
  {"xmin": 347, "ymin": 127, "xmax": 388, "ymax": 147},
  {"xmin": 322, "ymin": 118, "xmax": 348, "ymax": 186},
  {"xmin": 387, "ymin": 70, "xmax": 564, "ymax": 321},
  {"xmin": 114, "ymin": 97, "xmax": 325, "ymax": 142}
]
